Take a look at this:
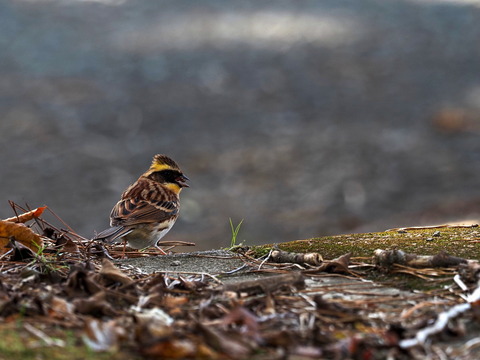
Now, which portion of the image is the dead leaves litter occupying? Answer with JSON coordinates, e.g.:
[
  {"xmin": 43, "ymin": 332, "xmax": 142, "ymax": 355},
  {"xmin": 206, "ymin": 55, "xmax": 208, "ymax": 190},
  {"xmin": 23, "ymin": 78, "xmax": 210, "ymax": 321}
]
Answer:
[
  {"xmin": 4, "ymin": 205, "xmax": 47, "ymax": 223},
  {"xmin": 0, "ymin": 220, "xmax": 43, "ymax": 255},
  {"xmin": 2, "ymin": 202, "xmax": 480, "ymax": 359}
]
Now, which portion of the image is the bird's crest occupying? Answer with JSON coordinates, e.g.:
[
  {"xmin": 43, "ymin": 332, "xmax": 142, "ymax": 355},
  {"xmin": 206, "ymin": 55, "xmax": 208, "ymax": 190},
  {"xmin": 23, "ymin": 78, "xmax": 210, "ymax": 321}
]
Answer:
[{"xmin": 148, "ymin": 154, "xmax": 181, "ymax": 173}]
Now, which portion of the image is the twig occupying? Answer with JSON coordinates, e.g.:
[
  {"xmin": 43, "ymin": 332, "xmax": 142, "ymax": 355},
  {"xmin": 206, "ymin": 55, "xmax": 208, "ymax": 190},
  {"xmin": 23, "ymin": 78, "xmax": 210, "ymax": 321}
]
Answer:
[
  {"xmin": 258, "ymin": 248, "xmax": 274, "ymax": 270},
  {"xmin": 401, "ymin": 301, "xmax": 454, "ymax": 319},
  {"xmin": 192, "ymin": 254, "xmax": 242, "ymax": 260},
  {"xmin": 157, "ymin": 240, "xmax": 196, "ymax": 247},
  {"xmin": 238, "ymin": 252, "xmax": 307, "ymax": 270},
  {"xmin": 387, "ymin": 224, "xmax": 478, "ymax": 232},
  {"xmin": 270, "ymin": 249, "xmax": 323, "ymax": 266},
  {"xmin": 453, "ymin": 274, "xmax": 469, "ymax": 292},
  {"xmin": 24, "ymin": 323, "xmax": 66, "ymax": 347},
  {"xmin": 399, "ymin": 284, "xmax": 480, "ymax": 348},
  {"xmin": 465, "ymin": 337, "xmax": 480, "ymax": 352},
  {"xmin": 44, "ymin": 206, "xmax": 78, "ymax": 236},
  {"xmin": 153, "ymin": 270, "xmax": 222, "ymax": 284},
  {"xmin": 374, "ymin": 249, "xmax": 468, "ymax": 268},
  {"xmin": 0, "ymin": 248, "xmax": 13, "ymax": 260},
  {"xmin": 222, "ymin": 264, "xmax": 249, "ymax": 275}
]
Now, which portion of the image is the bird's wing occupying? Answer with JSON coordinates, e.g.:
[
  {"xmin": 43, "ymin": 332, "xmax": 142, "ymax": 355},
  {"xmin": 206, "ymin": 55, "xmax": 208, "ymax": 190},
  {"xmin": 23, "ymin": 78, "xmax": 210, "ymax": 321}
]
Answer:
[
  {"xmin": 108, "ymin": 178, "xmax": 179, "ymax": 227},
  {"xmin": 92, "ymin": 225, "xmax": 133, "ymax": 242},
  {"xmin": 110, "ymin": 197, "xmax": 178, "ymax": 227}
]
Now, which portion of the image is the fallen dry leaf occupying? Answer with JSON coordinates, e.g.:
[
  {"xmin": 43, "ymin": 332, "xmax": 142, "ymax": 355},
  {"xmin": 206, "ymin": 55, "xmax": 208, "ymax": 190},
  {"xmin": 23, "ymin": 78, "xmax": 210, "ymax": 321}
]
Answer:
[
  {"xmin": 48, "ymin": 296, "xmax": 76, "ymax": 321},
  {"xmin": 220, "ymin": 306, "xmax": 261, "ymax": 342},
  {"xmin": 73, "ymin": 291, "xmax": 119, "ymax": 317},
  {"xmin": 3, "ymin": 206, "xmax": 47, "ymax": 223},
  {"xmin": 65, "ymin": 264, "xmax": 103, "ymax": 296},
  {"xmin": 99, "ymin": 259, "xmax": 134, "ymax": 286},
  {"xmin": 305, "ymin": 253, "xmax": 352, "ymax": 274},
  {"xmin": 197, "ymin": 323, "xmax": 251, "ymax": 358},
  {"xmin": 142, "ymin": 338, "xmax": 197, "ymax": 359},
  {"xmin": 162, "ymin": 295, "xmax": 189, "ymax": 315},
  {"xmin": 55, "ymin": 236, "xmax": 80, "ymax": 254},
  {"xmin": 0, "ymin": 220, "xmax": 43, "ymax": 255}
]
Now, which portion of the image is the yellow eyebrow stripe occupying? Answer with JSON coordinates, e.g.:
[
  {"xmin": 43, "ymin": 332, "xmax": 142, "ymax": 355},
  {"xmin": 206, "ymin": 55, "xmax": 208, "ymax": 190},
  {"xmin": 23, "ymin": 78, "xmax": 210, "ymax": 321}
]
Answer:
[{"xmin": 149, "ymin": 163, "xmax": 174, "ymax": 172}]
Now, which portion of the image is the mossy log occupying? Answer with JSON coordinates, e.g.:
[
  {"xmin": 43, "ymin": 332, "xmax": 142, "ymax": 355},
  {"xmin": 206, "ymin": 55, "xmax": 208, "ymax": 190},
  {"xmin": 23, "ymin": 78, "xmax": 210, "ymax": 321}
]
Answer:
[{"xmin": 252, "ymin": 225, "xmax": 480, "ymax": 260}]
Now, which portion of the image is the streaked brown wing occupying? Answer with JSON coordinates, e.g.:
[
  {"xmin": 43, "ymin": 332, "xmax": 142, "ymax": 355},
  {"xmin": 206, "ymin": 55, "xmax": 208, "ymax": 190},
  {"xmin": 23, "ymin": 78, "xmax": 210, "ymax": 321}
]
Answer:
[
  {"xmin": 110, "ymin": 197, "xmax": 178, "ymax": 227},
  {"xmin": 92, "ymin": 225, "xmax": 133, "ymax": 242}
]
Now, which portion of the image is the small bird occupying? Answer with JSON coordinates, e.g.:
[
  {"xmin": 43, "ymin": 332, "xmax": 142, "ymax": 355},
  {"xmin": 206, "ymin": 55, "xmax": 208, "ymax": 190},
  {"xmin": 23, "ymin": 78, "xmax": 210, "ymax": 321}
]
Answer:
[{"xmin": 93, "ymin": 154, "xmax": 189, "ymax": 253}]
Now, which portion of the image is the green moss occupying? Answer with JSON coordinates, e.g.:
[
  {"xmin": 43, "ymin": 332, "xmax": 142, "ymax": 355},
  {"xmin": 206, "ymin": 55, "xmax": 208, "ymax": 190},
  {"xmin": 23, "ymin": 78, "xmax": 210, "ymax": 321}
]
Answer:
[
  {"xmin": 252, "ymin": 226, "xmax": 480, "ymax": 260},
  {"xmin": 249, "ymin": 226, "xmax": 480, "ymax": 291},
  {"xmin": 0, "ymin": 323, "xmax": 140, "ymax": 360}
]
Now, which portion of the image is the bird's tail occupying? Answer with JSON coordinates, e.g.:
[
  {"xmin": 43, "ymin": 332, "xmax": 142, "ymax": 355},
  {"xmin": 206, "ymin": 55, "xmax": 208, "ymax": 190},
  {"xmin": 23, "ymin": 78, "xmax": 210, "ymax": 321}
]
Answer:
[{"xmin": 92, "ymin": 226, "xmax": 132, "ymax": 244}]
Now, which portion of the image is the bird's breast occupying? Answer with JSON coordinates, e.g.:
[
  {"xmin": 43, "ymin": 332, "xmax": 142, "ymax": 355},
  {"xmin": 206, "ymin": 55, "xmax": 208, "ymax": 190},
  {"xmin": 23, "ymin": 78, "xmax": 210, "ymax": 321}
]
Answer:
[{"xmin": 123, "ymin": 219, "xmax": 177, "ymax": 249}]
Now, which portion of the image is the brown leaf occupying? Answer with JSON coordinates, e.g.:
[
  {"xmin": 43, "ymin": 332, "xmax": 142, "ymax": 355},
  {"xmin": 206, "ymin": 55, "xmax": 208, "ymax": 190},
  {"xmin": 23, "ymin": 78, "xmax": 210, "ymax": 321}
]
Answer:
[
  {"xmin": 197, "ymin": 323, "xmax": 251, "ymax": 358},
  {"xmin": 48, "ymin": 296, "xmax": 76, "ymax": 320},
  {"xmin": 73, "ymin": 291, "xmax": 118, "ymax": 317},
  {"xmin": 8, "ymin": 239, "xmax": 38, "ymax": 261},
  {"xmin": 99, "ymin": 259, "xmax": 134, "ymax": 286},
  {"xmin": 65, "ymin": 264, "xmax": 103, "ymax": 296},
  {"xmin": 0, "ymin": 220, "xmax": 43, "ymax": 255},
  {"xmin": 143, "ymin": 339, "xmax": 197, "ymax": 359},
  {"xmin": 262, "ymin": 329, "xmax": 300, "ymax": 347},
  {"xmin": 305, "ymin": 253, "xmax": 352, "ymax": 274},
  {"xmin": 55, "ymin": 236, "xmax": 80, "ymax": 254},
  {"xmin": 220, "ymin": 307, "xmax": 261, "ymax": 342},
  {"xmin": 162, "ymin": 295, "xmax": 189, "ymax": 316},
  {"xmin": 178, "ymin": 276, "xmax": 207, "ymax": 291},
  {"xmin": 3, "ymin": 206, "xmax": 47, "ymax": 223}
]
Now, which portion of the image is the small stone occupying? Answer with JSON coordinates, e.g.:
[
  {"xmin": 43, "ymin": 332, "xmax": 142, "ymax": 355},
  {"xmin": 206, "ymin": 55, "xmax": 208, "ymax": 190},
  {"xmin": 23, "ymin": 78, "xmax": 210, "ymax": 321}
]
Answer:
[
  {"xmin": 397, "ymin": 230, "xmax": 407, "ymax": 234},
  {"xmin": 171, "ymin": 260, "xmax": 181, "ymax": 266},
  {"xmin": 426, "ymin": 237, "xmax": 434, "ymax": 242},
  {"xmin": 432, "ymin": 231, "xmax": 441, "ymax": 237}
]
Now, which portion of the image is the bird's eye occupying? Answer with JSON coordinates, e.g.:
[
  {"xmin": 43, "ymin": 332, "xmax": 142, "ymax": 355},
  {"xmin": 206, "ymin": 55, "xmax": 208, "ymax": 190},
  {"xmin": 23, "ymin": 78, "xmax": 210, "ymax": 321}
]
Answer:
[{"xmin": 158, "ymin": 170, "xmax": 179, "ymax": 183}]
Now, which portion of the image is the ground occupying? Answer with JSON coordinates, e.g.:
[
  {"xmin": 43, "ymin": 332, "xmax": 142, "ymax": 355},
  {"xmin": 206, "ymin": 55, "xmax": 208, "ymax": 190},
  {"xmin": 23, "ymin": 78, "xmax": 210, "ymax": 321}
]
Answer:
[{"xmin": 2, "ymin": 216, "xmax": 480, "ymax": 359}]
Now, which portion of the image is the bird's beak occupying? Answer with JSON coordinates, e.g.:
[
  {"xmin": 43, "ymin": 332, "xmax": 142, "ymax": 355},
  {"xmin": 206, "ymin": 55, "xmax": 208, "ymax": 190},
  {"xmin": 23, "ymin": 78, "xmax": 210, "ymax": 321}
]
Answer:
[{"xmin": 176, "ymin": 174, "xmax": 190, "ymax": 188}]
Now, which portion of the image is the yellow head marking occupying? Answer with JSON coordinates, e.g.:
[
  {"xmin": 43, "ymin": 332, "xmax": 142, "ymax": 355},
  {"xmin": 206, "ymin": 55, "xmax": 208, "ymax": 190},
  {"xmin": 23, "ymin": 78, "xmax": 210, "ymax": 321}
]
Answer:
[
  {"xmin": 149, "ymin": 162, "xmax": 174, "ymax": 172},
  {"xmin": 164, "ymin": 183, "xmax": 182, "ymax": 194},
  {"xmin": 146, "ymin": 154, "xmax": 181, "ymax": 174}
]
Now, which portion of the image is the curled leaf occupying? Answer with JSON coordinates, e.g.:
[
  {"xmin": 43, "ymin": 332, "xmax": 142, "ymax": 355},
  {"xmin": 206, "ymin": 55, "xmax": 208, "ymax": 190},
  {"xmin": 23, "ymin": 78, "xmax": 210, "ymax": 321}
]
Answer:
[
  {"xmin": 0, "ymin": 220, "xmax": 43, "ymax": 255},
  {"xmin": 3, "ymin": 206, "xmax": 47, "ymax": 223},
  {"xmin": 99, "ymin": 259, "xmax": 134, "ymax": 286}
]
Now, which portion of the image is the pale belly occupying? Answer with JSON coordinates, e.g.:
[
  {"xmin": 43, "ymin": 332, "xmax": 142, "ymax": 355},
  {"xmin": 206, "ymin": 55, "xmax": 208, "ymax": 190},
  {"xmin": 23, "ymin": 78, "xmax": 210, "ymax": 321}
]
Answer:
[{"xmin": 122, "ymin": 221, "xmax": 175, "ymax": 249}]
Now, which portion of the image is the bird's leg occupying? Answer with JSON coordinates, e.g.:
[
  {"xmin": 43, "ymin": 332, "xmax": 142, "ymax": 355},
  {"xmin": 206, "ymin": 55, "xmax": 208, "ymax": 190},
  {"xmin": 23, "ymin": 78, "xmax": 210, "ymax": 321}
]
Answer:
[{"xmin": 154, "ymin": 244, "xmax": 167, "ymax": 255}]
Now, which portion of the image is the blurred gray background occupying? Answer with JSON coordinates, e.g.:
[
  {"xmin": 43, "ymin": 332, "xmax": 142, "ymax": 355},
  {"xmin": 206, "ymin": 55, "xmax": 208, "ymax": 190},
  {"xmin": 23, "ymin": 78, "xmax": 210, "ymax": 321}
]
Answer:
[{"xmin": 1, "ymin": 0, "xmax": 480, "ymax": 250}]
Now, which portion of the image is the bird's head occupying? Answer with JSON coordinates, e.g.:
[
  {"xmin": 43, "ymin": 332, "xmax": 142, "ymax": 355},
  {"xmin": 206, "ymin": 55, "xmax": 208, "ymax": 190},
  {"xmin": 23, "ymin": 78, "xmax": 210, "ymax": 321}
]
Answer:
[{"xmin": 145, "ymin": 154, "xmax": 189, "ymax": 193}]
